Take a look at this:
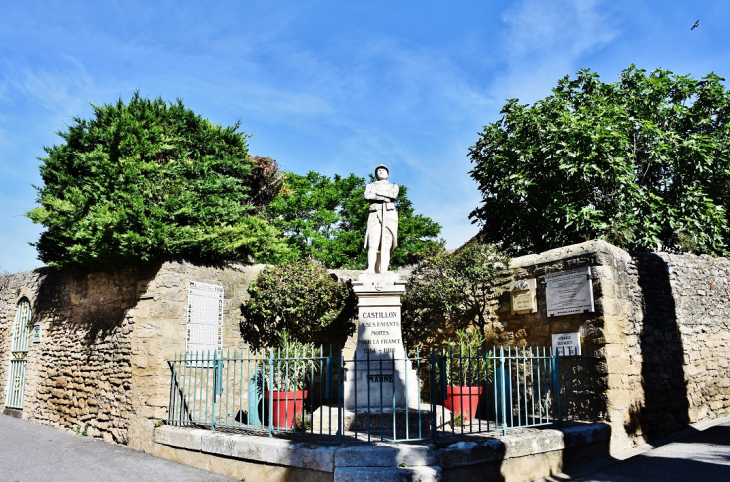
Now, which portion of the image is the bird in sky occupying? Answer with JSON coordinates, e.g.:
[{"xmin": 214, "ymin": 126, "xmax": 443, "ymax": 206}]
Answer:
[{"xmin": 691, "ymin": 19, "xmax": 700, "ymax": 30}]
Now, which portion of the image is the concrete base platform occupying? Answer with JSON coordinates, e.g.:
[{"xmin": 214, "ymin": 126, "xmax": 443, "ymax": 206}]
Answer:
[{"xmin": 153, "ymin": 421, "xmax": 611, "ymax": 482}]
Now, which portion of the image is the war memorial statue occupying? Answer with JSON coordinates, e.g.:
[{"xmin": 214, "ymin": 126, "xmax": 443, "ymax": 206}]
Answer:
[
  {"xmin": 344, "ymin": 164, "xmax": 418, "ymax": 410},
  {"xmin": 364, "ymin": 165, "xmax": 399, "ymax": 274}
]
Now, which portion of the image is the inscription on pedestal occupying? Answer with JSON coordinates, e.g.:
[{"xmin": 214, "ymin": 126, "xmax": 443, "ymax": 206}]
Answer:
[{"xmin": 356, "ymin": 309, "xmax": 404, "ymax": 359}]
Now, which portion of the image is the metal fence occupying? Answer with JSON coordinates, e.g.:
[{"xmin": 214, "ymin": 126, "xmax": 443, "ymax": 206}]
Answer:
[
  {"xmin": 166, "ymin": 345, "xmax": 602, "ymax": 445},
  {"xmin": 432, "ymin": 345, "xmax": 600, "ymax": 442},
  {"xmin": 167, "ymin": 347, "xmax": 343, "ymax": 444}
]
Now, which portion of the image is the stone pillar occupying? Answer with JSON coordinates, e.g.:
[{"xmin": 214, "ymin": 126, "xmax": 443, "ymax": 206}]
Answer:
[{"xmin": 343, "ymin": 272, "xmax": 419, "ymax": 410}]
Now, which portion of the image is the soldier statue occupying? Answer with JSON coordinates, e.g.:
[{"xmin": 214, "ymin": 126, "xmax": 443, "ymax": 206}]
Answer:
[{"xmin": 364, "ymin": 165, "xmax": 399, "ymax": 273}]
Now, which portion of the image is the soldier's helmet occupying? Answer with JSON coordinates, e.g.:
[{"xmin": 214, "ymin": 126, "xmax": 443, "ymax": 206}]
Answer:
[{"xmin": 374, "ymin": 165, "xmax": 389, "ymax": 177}]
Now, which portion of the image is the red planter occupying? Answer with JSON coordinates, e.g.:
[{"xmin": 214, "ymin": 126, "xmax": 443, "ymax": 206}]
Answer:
[
  {"xmin": 444, "ymin": 385, "xmax": 483, "ymax": 421},
  {"xmin": 265, "ymin": 390, "xmax": 308, "ymax": 429}
]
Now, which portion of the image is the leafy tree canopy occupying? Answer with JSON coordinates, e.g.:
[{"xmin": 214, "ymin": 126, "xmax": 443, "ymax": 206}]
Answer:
[
  {"xmin": 401, "ymin": 243, "xmax": 510, "ymax": 348},
  {"xmin": 469, "ymin": 66, "xmax": 730, "ymax": 256},
  {"xmin": 268, "ymin": 171, "xmax": 442, "ymax": 269},
  {"xmin": 240, "ymin": 261, "xmax": 356, "ymax": 350},
  {"xmin": 28, "ymin": 93, "xmax": 291, "ymax": 271}
]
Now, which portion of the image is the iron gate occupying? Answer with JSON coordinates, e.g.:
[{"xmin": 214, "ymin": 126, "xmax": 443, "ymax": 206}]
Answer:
[{"xmin": 6, "ymin": 298, "xmax": 32, "ymax": 409}]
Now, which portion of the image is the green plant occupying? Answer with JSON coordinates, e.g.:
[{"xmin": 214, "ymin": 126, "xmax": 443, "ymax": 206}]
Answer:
[
  {"xmin": 402, "ymin": 242, "xmax": 510, "ymax": 348},
  {"xmin": 268, "ymin": 331, "xmax": 321, "ymax": 392},
  {"xmin": 75, "ymin": 425, "xmax": 80, "ymax": 435},
  {"xmin": 294, "ymin": 410, "xmax": 312, "ymax": 431},
  {"xmin": 154, "ymin": 420, "xmax": 164, "ymax": 428},
  {"xmin": 452, "ymin": 414, "xmax": 465, "ymax": 428},
  {"xmin": 241, "ymin": 261, "xmax": 357, "ymax": 350},
  {"xmin": 27, "ymin": 92, "xmax": 292, "ymax": 271},
  {"xmin": 81, "ymin": 422, "xmax": 89, "ymax": 436},
  {"xmin": 440, "ymin": 329, "xmax": 492, "ymax": 386},
  {"xmin": 469, "ymin": 65, "xmax": 730, "ymax": 256},
  {"xmin": 398, "ymin": 462, "xmax": 408, "ymax": 468}
]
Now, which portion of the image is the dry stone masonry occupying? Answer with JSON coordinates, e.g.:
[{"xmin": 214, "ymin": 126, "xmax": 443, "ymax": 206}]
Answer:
[{"xmin": 492, "ymin": 241, "xmax": 730, "ymax": 452}]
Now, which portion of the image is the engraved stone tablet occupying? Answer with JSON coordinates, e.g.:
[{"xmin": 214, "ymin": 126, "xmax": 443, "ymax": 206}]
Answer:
[
  {"xmin": 356, "ymin": 308, "xmax": 404, "ymax": 360},
  {"xmin": 137, "ymin": 279, "xmax": 155, "ymax": 299},
  {"xmin": 545, "ymin": 267, "xmax": 595, "ymax": 317},
  {"xmin": 511, "ymin": 278, "xmax": 537, "ymax": 314}
]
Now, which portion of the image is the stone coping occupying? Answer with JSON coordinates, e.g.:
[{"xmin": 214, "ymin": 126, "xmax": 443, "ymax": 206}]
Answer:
[
  {"xmin": 154, "ymin": 422, "xmax": 610, "ymax": 474},
  {"xmin": 510, "ymin": 239, "xmax": 631, "ymax": 269}
]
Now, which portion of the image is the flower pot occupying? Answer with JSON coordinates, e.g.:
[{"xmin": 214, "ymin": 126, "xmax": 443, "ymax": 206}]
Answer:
[
  {"xmin": 265, "ymin": 390, "xmax": 308, "ymax": 429},
  {"xmin": 444, "ymin": 385, "xmax": 483, "ymax": 421}
]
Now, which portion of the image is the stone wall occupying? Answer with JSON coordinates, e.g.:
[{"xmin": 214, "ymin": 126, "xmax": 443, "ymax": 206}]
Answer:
[
  {"xmin": 492, "ymin": 241, "xmax": 730, "ymax": 452},
  {"xmin": 2, "ymin": 246, "xmax": 729, "ymax": 458},
  {"xmin": 632, "ymin": 252, "xmax": 730, "ymax": 432},
  {"xmin": 0, "ymin": 261, "xmax": 265, "ymax": 450},
  {"xmin": 126, "ymin": 261, "xmax": 265, "ymax": 451},
  {"xmin": 0, "ymin": 266, "xmax": 140, "ymax": 443}
]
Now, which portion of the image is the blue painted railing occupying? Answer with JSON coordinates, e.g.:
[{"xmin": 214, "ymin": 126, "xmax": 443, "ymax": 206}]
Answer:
[{"xmin": 166, "ymin": 345, "xmax": 601, "ymax": 444}]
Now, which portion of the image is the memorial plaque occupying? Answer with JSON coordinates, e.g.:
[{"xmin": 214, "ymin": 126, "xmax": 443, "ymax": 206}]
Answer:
[
  {"xmin": 511, "ymin": 278, "xmax": 537, "ymax": 314},
  {"xmin": 186, "ymin": 280, "xmax": 224, "ymax": 364},
  {"xmin": 545, "ymin": 267, "xmax": 595, "ymax": 317},
  {"xmin": 356, "ymin": 308, "xmax": 405, "ymax": 360},
  {"xmin": 551, "ymin": 332, "xmax": 581, "ymax": 356},
  {"xmin": 137, "ymin": 279, "xmax": 155, "ymax": 299}
]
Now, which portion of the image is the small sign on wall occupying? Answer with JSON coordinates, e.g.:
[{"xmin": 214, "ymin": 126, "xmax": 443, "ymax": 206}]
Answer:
[
  {"xmin": 511, "ymin": 278, "xmax": 537, "ymax": 314},
  {"xmin": 551, "ymin": 332, "xmax": 581, "ymax": 356},
  {"xmin": 137, "ymin": 279, "xmax": 155, "ymax": 300},
  {"xmin": 33, "ymin": 324, "xmax": 42, "ymax": 343}
]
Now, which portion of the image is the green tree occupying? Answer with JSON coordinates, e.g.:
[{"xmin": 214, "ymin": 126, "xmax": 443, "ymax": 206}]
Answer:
[
  {"xmin": 401, "ymin": 243, "xmax": 510, "ymax": 348},
  {"xmin": 469, "ymin": 66, "xmax": 730, "ymax": 256},
  {"xmin": 268, "ymin": 171, "xmax": 442, "ymax": 269},
  {"xmin": 240, "ymin": 261, "xmax": 357, "ymax": 349},
  {"xmin": 28, "ymin": 93, "xmax": 291, "ymax": 271}
]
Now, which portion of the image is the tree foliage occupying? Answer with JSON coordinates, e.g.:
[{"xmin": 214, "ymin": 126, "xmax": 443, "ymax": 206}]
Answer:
[
  {"xmin": 28, "ymin": 93, "xmax": 291, "ymax": 271},
  {"xmin": 240, "ymin": 261, "xmax": 357, "ymax": 350},
  {"xmin": 401, "ymin": 243, "xmax": 510, "ymax": 348},
  {"xmin": 469, "ymin": 66, "xmax": 730, "ymax": 256},
  {"xmin": 268, "ymin": 171, "xmax": 442, "ymax": 269}
]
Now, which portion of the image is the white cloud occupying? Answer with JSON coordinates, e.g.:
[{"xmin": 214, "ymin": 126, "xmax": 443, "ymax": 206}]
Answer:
[{"xmin": 493, "ymin": 0, "xmax": 620, "ymax": 103}]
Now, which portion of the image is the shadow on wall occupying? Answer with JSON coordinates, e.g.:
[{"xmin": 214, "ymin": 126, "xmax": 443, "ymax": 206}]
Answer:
[
  {"xmin": 633, "ymin": 253, "xmax": 689, "ymax": 439},
  {"xmin": 32, "ymin": 261, "xmax": 164, "ymax": 351}
]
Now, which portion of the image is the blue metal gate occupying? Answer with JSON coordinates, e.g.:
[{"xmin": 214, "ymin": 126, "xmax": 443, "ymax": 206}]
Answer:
[{"xmin": 6, "ymin": 298, "xmax": 32, "ymax": 409}]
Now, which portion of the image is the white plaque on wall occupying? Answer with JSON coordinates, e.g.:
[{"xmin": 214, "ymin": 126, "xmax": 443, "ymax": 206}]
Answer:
[
  {"xmin": 545, "ymin": 267, "xmax": 595, "ymax": 317},
  {"xmin": 551, "ymin": 332, "xmax": 581, "ymax": 356},
  {"xmin": 186, "ymin": 280, "xmax": 224, "ymax": 363},
  {"xmin": 511, "ymin": 278, "xmax": 537, "ymax": 314}
]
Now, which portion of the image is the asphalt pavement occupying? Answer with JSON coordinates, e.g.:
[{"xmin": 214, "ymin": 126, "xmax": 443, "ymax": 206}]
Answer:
[
  {"xmin": 0, "ymin": 414, "xmax": 236, "ymax": 482},
  {"xmin": 540, "ymin": 416, "xmax": 730, "ymax": 482},
  {"xmin": 3, "ymin": 411, "xmax": 730, "ymax": 482}
]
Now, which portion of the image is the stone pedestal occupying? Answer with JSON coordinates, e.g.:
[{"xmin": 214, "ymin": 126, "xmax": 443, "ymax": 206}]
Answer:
[{"xmin": 343, "ymin": 272, "xmax": 420, "ymax": 410}]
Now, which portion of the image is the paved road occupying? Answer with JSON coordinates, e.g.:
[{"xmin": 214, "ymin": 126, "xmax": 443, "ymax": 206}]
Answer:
[
  {"xmin": 541, "ymin": 418, "xmax": 730, "ymax": 482},
  {"xmin": 0, "ymin": 414, "xmax": 236, "ymax": 482}
]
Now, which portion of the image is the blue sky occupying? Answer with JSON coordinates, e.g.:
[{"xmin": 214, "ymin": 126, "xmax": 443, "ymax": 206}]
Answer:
[{"xmin": 1, "ymin": 0, "xmax": 728, "ymax": 273}]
